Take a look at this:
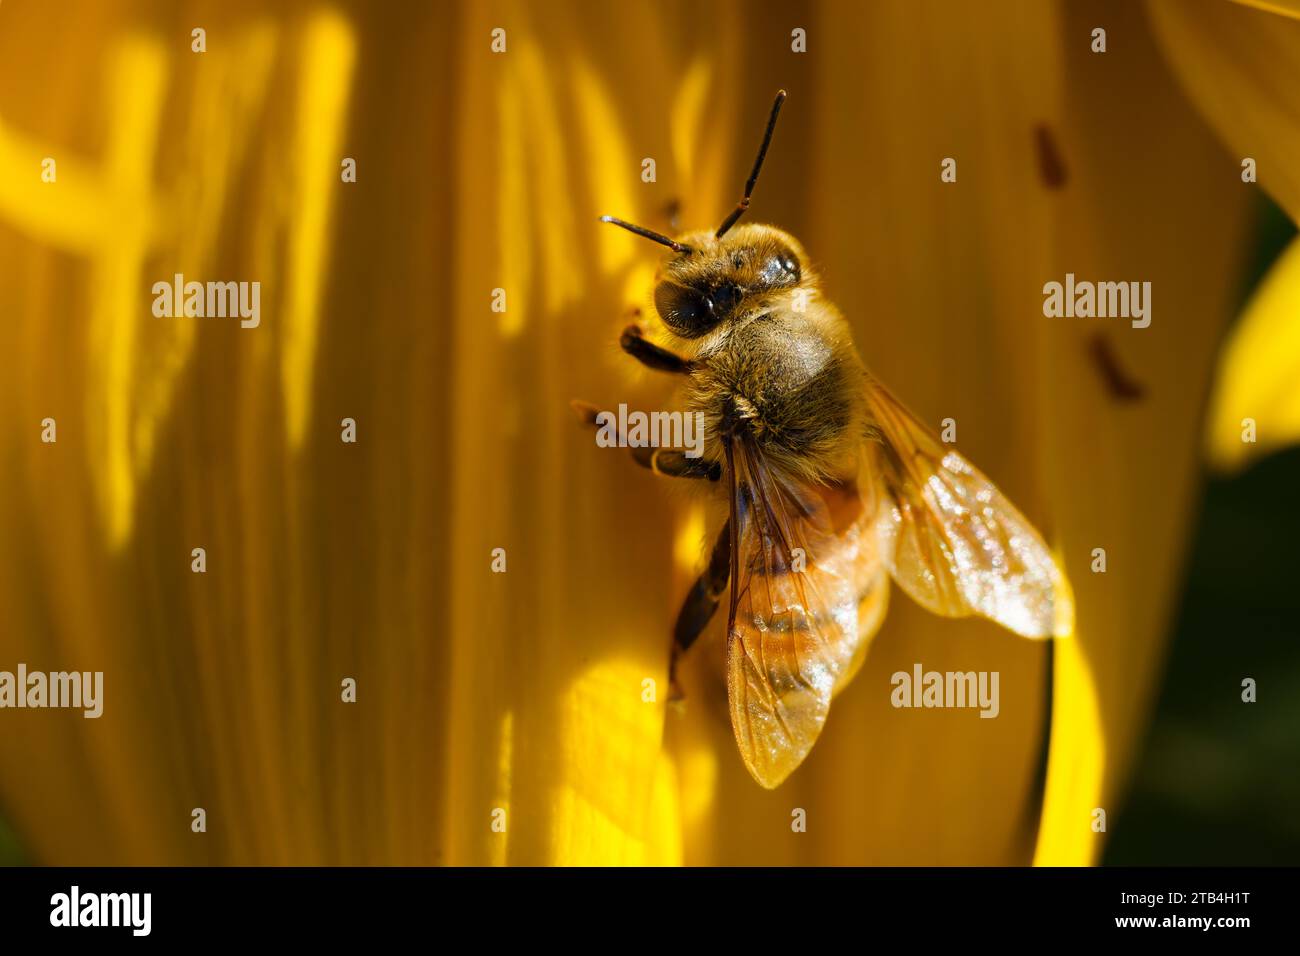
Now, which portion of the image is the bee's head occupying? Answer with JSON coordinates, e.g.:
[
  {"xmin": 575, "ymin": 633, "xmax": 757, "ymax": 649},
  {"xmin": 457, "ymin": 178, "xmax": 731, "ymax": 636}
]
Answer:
[
  {"xmin": 599, "ymin": 90, "xmax": 799, "ymax": 339},
  {"xmin": 647, "ymin": 225, "xmax": 804, "ymax": 337}
]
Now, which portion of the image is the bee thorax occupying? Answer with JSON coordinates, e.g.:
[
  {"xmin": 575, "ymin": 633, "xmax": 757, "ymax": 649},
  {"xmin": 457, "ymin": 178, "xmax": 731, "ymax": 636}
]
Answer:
[{"xmin": 687, "ymin": 318, "xmax": 866, "ymax": 484}]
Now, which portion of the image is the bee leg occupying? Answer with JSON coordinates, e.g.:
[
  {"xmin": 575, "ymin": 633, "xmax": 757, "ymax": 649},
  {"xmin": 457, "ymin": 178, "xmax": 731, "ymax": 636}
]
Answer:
[
  {"xmin": 669, "ymin": 518, "xmax": 732, "ymax": 701},
  {"xmin": 631, "ymin": 447, "xmax": 720, "ymax": 481},
  {"xmin": 570, "ymin": 401, "xmax": 720, "ymax": 480},
  {"xmin": 621, "ymin": 324, "xmax": 694, "ymax": 374}
]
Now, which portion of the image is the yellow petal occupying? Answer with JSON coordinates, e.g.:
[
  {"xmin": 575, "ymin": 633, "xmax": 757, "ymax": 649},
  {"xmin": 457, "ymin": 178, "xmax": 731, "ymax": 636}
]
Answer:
[
  {"xmin": 442, "ymin": 0, "xmax": 743, "ymax": 865},
  {"xmin": 1206, "ymin": 236, "xmax": 1300, "ymax": 471},
  {"xmin": 1149, "ymin": 0, "xmax": 1300, "ymax": 222},
  {"xmin": 1033, "ymin": 0, "xmax": 1253, "ymax": 864},
  {"xmin": 0, "ymin": 2, "xmax": 453, "ymax": 864},
  {"xmin": 1230, "ymin": 0, "xmax": 1300, "ymax": 20}
]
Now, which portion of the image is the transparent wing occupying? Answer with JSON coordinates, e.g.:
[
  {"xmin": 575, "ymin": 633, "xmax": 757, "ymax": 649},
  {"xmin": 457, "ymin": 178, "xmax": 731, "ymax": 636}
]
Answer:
[
  {"xmin": 863, "ymin": 376, "xmax": 1072, "ymax": 639},
  {"xmin": 724, "ymin": 434, "xmax": 888, "ymax": 790}
]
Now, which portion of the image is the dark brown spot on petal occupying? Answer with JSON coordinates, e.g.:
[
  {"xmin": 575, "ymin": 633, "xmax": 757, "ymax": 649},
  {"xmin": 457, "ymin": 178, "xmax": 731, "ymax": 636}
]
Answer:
[
  {"xmin": 663, "ymin": 197, "xmax": 682, "ymax": 231},
  {"xmin": 1089, "ymin": 332, "xmax": 1145, "ymax": 402},
  {"xmin": 1034, "ymin": 124, "xmax": 1067, "ymax": 190}
]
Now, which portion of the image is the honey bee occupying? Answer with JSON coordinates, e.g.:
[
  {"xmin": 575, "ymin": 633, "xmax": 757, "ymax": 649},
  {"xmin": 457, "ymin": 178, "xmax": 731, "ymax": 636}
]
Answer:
[{"xmin": 581, "ymin": 90, "xmax": 1072, "ymax": 788}]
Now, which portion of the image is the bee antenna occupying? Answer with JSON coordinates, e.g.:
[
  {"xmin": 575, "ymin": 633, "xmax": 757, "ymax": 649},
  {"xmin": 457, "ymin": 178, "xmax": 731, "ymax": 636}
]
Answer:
[
  {"xmin": 599, "ymin": 216, "xmax": 694, "ymax": 255},
  {"xmin": 716, "ymin": 89, "xmax": 786, "ymax": 239}
]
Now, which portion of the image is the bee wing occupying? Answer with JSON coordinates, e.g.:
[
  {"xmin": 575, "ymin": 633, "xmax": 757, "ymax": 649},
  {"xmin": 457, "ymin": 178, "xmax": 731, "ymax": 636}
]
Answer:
[
  {"xmin": 724, "ymin": 433, "xmax": 889, "ymax": 789},
  {"xmin": 863, "ymin": 376, "xmax": 1073, "ymax": 639}
]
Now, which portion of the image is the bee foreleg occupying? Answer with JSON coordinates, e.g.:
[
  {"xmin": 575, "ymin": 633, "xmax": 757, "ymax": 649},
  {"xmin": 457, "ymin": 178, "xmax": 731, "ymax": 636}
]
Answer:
[
  {"xmin": 620, "ymin": 324, "xmax": 694, "ymax": 374},
  {"xmin": 669, "ymin": 518, "xmax": 732, "ymax": 699},
  {"xmin": 631, "ymin": 447, "xmax": 720, "ymax": 481}
]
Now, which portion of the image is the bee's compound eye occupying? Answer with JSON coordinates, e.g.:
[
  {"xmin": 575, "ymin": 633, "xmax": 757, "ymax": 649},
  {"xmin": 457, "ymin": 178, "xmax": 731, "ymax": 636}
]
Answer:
[
  {"xmin": 758, "ymin": 246, "xmax": 801, "ymax": 287},
  {"xmin": 655, "ymin": 283, "xmax": 709, "ymax": 336}
]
